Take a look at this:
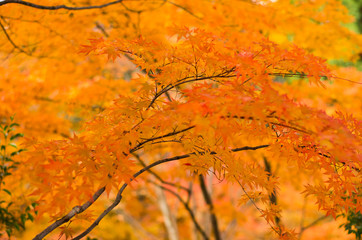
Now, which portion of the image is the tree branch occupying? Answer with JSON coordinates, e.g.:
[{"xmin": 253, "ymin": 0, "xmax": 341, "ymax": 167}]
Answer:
[
  {"xmin": 235, "ymin": 177, "xmax": 281, "ymax": 237},
  {"xmin": 0, "ymin": 19, "xmax": 30, "ymax": 55},
  {"xmin": 130, "ymin": 126, "xmax": 195, "ymax": 153},
  {"xmin": 155, "ymin": 183, "xmax": 209, "ymax": 240},
  {"xmin": 298, "ymin": 215, "xmax": 330, "ymax": 239},
  {"xmin": 72, "ymin": 153, "xmax": 191, "ymax": 240},
  {"xmin": 165, "ymin": 0, "xmax": 201, "ymax": 19},
  {"xmin": 0, "ymin": 0, "xmax": 123, "ymax": 10},
  {"xmin": 35, "ymin": 144, "xmax": 269, "ymax": 239},
  {"xmin": 263, "ymin": 157, "xmax": 280, "ymax": 226},
  {"xmin": 0, "ymin": 0, "xmax": 203, "ymax": 22},
  {"xmin": 134, "ymin": 153, "xmax": 191, "ymax": 192},
  {"xmin": 154, "ymin": 184, "xmax": 179, "ymax": 240},
  {"xmin": 199, "ymin": 174, "xmax": 221, "ymax": 240},
  {"xmin": 33, "ymin": 187, "xmax": 106, "ymax": 240},
  {"xmin": 146, "ymin": 70, "xmax": 236, "ymax": 110},
  {"xmin": 78, "ymin": 145, "xmax": 269, "ymax": 237}
]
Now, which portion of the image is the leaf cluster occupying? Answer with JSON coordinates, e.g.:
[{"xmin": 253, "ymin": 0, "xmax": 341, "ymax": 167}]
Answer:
[{"xmin": 0, "ymin": 117, "xmax": 36, "ymax": 238}]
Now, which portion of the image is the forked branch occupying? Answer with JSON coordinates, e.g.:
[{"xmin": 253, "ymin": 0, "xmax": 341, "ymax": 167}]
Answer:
[
  {"xmin": 34, "ymin": 144, "xmax": 269, "ymax": 239},
  {"xmin": 0, "ymin": 19, "xmax": 30, "ymax": 55},
  {"xmin": 33, "ymin": 187, "xmax": 106, "ymax": 240}
]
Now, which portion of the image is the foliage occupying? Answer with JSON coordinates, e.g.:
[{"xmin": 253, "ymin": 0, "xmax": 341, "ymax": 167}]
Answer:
[
  {"xmin": 339, "ymin": 209, "xmax": 362, "ymax": 240},
  {"xmin": 0, "ymin": 117, "xmax": 35, "ymax": 237},
  {"xmin": 0, "ymin": 0, "xmax": 361, "ymax": 239}
]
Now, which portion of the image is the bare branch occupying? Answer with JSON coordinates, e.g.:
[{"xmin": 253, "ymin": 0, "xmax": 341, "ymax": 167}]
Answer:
[
  {"xmin": 298, "ymin": 215, "xmax": 330, "ymax": 239},
  {"xmin": 302, "ymin": 215, "xmax": 329, "ymax": 230},
  {"xmin": 33, "ymin": 187, "xmax": 106, "ymax": 240},
  {"xmin": 134, "ymin": 153, "xmax": 191, "ymax": 192},
  {"xmin": 0, "ymin": 0, "xmax": 123, "ymax": 10},
  {"xmin": 72, "ymin": 153, "xmax": 190, "ymax": 240},
  {"xmin": 263, "ymin": 157, "xmax": 280, "ymax": 226},
  {"xmin": 165, "ymin": 0, "xmax": 201, "ymax": 19},
  {"xmin": 130, "ymin": 126, "xmax": 195, "ymax": 152},
  {"xmin": 154, "ymin": 184, "xmax": 179, "ymax": 240},
  {"xmin": 34, "ymin": 144, "xmax": 269, "ymax": 239},
  {"xmin": 155, "ymin": 183, "xmax": 209, "ymax": 240},
  {"xmin": 0, "ymin": 0, "xmax": 203, "ymax": 22},
  {"xmin": 199, "ymin": 175, "xmax": 221, "ymax": 240},
  {"xmin": 0, "ymin": 19, "xmax": 30, "ymax": 55},
  {"xmin": 72, "ymin": 145, "xmax": 269, "ymax": 239},
  {"xmin": 146, "ymin": 70, "xmax": 236, "ymax": 110}
]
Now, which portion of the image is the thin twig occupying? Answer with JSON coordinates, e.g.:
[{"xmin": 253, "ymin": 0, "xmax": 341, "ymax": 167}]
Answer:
[
  {"xmin": 130, "ymin": 126, "xmax": 195, "ymax": 152},
  {"xmin": 0, "ymin": 19, "xmax": 30, "ymax": 55},
  {"xmin": 235, "ymin": 177, "xmax": 281, "ymax": 237},
  {"xmin": 298, "ymin": 215, "xmax": 330, "ymax": 239},
  {"xmin": 166, "ymin": 0, "xmax": 201, "ymax": 19}
]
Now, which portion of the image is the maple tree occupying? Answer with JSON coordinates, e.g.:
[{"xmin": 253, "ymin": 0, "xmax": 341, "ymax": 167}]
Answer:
[{"xmin": 0, "ymin": 0, "xmax": 361, "ymax": 239}]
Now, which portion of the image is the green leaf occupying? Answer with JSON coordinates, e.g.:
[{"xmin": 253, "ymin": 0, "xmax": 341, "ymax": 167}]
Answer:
[
  {"xmin": 10, "ymin": 149, "xmax": 24, "ymax": 156},
  {"xmin": 10, "ymin": 151, "xmax": 18, "ymax": 157},
  {"xmin": 2, "ymin": 189, "xmax": 11, "ymax": 196},
  {"xmin": 8, "ymin": 143, "xmax": 17, "ymax": 149},
  {"xmin": 27, "ymin": 213, "xmax": 34, "ymax": 221},
  {"xmin": 9, "ymin": 123, "xmax": 19, "ymax": 128},
  {"xmin": 4, "ymin": 156, "xmax": 14, "ymax": 162},
  {"xmin": 13, "ymin": 222, "xmax": 20, "ymax": 231},
  {"xmin": 10, "ymin": 133, "xmax": 23, "ymax": 141},
  {"xmin": 6, "ymin": 228, "xmax": 12, "ymax": 237},
  {"xmin": 1, "ymin": 132, "xmax": 7, "ymax": 139}
]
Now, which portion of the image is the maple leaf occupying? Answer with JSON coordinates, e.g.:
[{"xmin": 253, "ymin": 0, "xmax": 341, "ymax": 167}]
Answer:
[{"xmin": 2, "ymin": 0, "xmax": 361, "ymax": 239}]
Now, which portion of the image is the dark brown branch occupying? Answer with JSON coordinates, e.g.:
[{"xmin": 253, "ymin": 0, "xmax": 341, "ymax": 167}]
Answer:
[
  {"xmin": 230, "ymin": 145, "xmax": 269, "ymax": 153},
  {"xmin": 71, "ymin": 145, "xmax": 269, "ymax": 239},
  {"xmin": 0, "ymin": 0, "xmax": 203, "ymax": 23},
  {"xmin": 146, "ymin": 71, "xmax": 236, "ymax": 110},
  {"xmin": 35, "ymin": 144, "xmax": 269, "ymax": 239},
  {"xmin": 263, "ymin": 157, "xmax": 280, "ymax": 226},
  {"xmin": 95, "ymin": 21, "xmax": 109, "ymax": 37},
  {"xmin": 72, "ymin": 153, "xmax": 191, "ymax": 240},
  {"xmin": 130, "ymin": 126, "xmax": 195, "ymax": 152},
  {"xmin": 166, "ymin": 0, "xmax": 201, "ymax": 19},
  {"xmin": 226, "ymin": 115, "xmax": 312, "ymax": 135},
  {"xmin": 269, "ymin": 121, "xmax": 312, "ymax": 134},
  {"xmin": 150, "ymin": 182, "xmax": 209, "ymax": 240},
  {"xmin": 134, "ymin": 153, "xmax": 190, "ymax": 192},
  {"xmin": 296, "ymin": 145, "xmax": 360, "ymax": 172},
  {"xmin": 199, "ymin": 175, "xmax": 221, "ymax": 240},
  {"xmin": 0, "ymin": 0, "xmax": 123, "ymax": 10},
  {"xmin": 0, "ymin": 19, "xmax": 30, "ymax": 55},
  {"xmin": 33, "ymin": 187, "xmax": 106, "ymax": 240}
]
